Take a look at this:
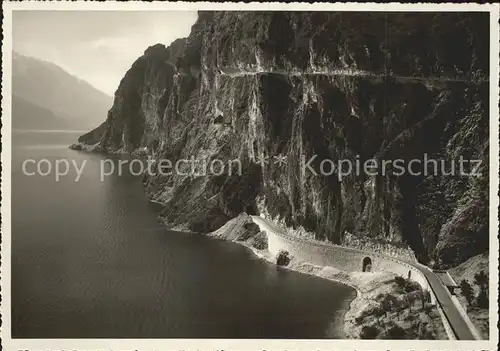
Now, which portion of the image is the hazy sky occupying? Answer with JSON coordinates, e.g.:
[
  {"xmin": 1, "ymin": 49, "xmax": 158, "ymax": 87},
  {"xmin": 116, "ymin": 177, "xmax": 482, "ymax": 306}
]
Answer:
[{"xmin": 13, "ymin": 11, "xmax": 198, "ymax": 95}]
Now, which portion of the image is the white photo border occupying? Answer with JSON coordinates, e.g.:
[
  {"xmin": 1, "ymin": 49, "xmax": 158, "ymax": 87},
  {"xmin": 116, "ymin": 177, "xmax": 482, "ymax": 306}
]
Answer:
[{"xmin": 1, "ymin": 2, "xmax": 498, "ymax": 350}]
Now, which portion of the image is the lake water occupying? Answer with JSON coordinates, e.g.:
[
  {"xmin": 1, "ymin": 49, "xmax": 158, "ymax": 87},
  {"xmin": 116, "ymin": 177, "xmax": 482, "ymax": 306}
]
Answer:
[{"xmin": 11, "ymin": 130, "xmax": 356, "ymax": 338}]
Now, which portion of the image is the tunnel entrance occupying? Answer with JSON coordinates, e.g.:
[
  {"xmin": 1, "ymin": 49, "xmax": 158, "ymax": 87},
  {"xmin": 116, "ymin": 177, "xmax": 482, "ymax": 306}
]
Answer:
[{"xmin": 362, "ymin": 257, "xmax": 372, "ymax": 272}]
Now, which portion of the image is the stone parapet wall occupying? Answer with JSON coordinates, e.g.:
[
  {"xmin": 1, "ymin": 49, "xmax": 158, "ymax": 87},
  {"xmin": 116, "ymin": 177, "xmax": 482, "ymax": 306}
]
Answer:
[{"xmin": 266, "ymin": 227, "xmax": 432, "ymax": 296}]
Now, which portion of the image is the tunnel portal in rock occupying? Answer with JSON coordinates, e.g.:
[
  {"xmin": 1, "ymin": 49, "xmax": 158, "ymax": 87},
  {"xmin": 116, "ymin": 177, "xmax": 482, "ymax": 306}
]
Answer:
[{"xmin": 362, "ymin": 256, "xmax": 372, "ymax": 272}]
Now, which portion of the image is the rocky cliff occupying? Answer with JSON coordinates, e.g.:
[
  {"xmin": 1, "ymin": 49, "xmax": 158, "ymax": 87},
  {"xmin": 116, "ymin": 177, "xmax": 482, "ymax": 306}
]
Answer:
[{"xmin": 76, "ymin": 12, "xmax": 489, "ymax": 267}]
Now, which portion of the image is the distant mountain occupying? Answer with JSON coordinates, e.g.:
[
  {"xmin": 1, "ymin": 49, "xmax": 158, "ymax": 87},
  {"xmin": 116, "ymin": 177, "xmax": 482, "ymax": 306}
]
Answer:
[
  {"xmin": 12, "ymin": 52, "xmax": 113, "ymax": 130},
  {"xmin": 12, "ymin": 94, "xmax": 77, "ymax": 130}
]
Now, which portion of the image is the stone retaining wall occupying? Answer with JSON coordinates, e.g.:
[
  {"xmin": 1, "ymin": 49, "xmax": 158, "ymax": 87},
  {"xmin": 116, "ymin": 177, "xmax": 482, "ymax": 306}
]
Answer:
[
  {"xmin": 266, "ymin": 228, "xmax": 432, "ymax": 296},
  {"xmin": 254, "ymin": 217, "xmax": 460, "ymax": 337}
]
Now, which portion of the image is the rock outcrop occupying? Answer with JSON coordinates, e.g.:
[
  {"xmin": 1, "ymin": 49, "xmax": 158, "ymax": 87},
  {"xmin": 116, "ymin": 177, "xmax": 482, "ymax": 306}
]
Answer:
[{"xmin": 76, "ymin": 12, "xmax": 489, "ymax": 267}]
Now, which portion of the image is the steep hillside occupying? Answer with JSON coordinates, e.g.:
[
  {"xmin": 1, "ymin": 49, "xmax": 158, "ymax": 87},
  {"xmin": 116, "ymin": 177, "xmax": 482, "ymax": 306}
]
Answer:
[
  {"xmin": 12, "ymin": 52, "xmax": 113, "ymax": 130},
  {"xmin": 75, "ymin": 12, "xmax": 489, "ymax": 268},
  {"xmin": 449, "ymin": 253, "xmax": 489, "ymax": 284}
]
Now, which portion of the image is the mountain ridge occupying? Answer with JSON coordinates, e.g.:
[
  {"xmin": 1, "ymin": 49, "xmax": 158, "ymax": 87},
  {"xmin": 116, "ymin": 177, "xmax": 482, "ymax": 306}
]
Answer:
[{"xmin": 12, "ymin": 52, "xmax": 113, "ymax": 130}]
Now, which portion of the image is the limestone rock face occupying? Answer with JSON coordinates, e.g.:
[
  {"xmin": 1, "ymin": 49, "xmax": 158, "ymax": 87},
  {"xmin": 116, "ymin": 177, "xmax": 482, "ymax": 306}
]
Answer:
[{"xmin": 79, "ymin": 12, "xmax": 489, "ymax": 267}]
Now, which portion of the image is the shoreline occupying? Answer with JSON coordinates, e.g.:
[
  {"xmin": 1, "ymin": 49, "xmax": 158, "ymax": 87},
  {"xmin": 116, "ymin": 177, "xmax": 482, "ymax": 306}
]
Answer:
[
  {"xmin": 243, "ymin": 242, "xmax": 364, "ymax": 339},
  {"xmin": 68, "ymin": 145, "xmax": 445, "ymax": 339},
  {"xmin": 155, "ymin": 210, "xmax": 403, "ymax": 339},
  {"xmin": 206, "ymin": 231, "xmax": 367, "ymax": 339},
  {"xmin": 202, "ymin": 213, "xmax": 446, "ymax": 340},
  {"xmin": 206, "ymin": 231, "xmax": 451, "ymax": 340}
]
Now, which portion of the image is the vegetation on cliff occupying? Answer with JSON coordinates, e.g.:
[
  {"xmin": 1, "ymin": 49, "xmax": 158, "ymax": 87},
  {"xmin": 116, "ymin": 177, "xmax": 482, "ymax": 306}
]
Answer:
[
  {"xmin": 77, "ymin": 12, "xmax": 489, "ymax": 268},
  {"xmin": 450, "ymin": 253, "xmax": 490, "ymax": 338}
]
